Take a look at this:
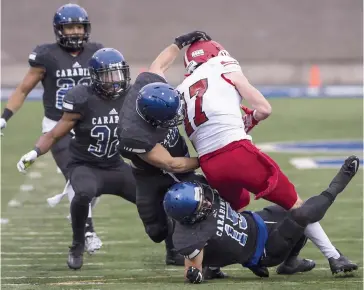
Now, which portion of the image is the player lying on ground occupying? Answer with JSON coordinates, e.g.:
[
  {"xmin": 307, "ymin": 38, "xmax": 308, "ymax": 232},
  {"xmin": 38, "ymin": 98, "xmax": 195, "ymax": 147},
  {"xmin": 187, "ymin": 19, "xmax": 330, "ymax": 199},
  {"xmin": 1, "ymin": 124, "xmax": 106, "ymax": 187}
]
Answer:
[
  {"xmin": 1, "ymin": 3, "xmax": 104, "ymax": 253},
  {"xmin": 175, "ymin": 39, "xmax": 358, "ymax": 274},
  {"xmin": 163, "ymin": 156, "xmax": 359, "ymax": 283},
  {"xmin": 16, "ymin": 48, "xmax": 137, "ymax": 270},
  {"xmin": 118, "ymin": 31, "xmax": 228, "ymax": 271}
]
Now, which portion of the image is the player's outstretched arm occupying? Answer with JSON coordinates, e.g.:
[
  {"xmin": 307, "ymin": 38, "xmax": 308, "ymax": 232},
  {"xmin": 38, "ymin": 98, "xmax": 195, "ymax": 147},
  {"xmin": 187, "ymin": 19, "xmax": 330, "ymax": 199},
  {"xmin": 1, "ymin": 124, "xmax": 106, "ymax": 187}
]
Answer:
[
  {"xmin": 225, "ymin": 71, "xmax": 272, "ymax": 121},
  {"xmin": 185, "ymin": 249, "xmax": 204, "ymax": 284},
  {"xmin": 16, "ymin": 112, "xmax": 80, "ymax": 174},
  {"xmin": 1, "ymin": 67, "xmax": 44, "ymax": 132},
  {"xmin": 149, "ymin": 31, "xmax": 211, "ymax": 79},
  {"xmin": 138, "ymin": 143, "xmax": 199, "ymax": 173}
]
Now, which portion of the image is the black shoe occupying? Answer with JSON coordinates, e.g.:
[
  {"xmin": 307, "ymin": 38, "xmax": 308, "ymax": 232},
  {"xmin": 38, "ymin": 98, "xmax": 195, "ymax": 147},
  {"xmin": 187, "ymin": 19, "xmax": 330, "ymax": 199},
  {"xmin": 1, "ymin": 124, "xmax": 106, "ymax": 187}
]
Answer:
[
  {"xmin": 327, "ymin": 155, "xmax": 360, "ymax": 196},
  {"xmin": 203, "ymin": 267, "xmax": 228, "ymax": 280},
  {"xmin": 165, "ymin": 249, "xmax": 184, "ymax": 266},
  {"xmin": 248, "ymin": 265, "xmax": 269, "ymax": 278},
  {"xmin": 67, "ymin": 242, "xmax": 84, "ymax": 270},
  {"xmin": 277, "ymin": 256, "xmax": 316, "ymax": 275},
  {"xmin": 329, "ymin": 250, "xmax": 358, "ymax": 275}
]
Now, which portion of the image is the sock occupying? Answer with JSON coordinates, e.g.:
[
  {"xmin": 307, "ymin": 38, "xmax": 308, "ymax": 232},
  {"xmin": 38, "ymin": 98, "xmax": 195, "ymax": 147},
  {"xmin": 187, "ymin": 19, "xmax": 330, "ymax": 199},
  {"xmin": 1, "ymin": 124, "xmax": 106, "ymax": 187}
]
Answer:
[
  {"xmin": 66, "ymin": 181, "xmax": 75, "ymax": 203},
  {"xmin": 91, "ymin": 197, "xmax": 100, "ymax": 209},
  {"xmin": 88, "ymin": 203, "xmax": 92, "ymax": 218},
  {"xmin": 304, "ymin": 223, "xmax": 340, "ymax": 259},
  {"xmin": 71, "ymin": 195, "xmax": 89, "ymax": 244}
]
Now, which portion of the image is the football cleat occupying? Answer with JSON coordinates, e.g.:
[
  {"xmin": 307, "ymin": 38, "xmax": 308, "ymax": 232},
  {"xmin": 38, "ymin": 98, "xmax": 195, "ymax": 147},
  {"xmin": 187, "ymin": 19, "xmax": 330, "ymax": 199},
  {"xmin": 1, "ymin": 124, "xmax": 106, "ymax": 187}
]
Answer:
[
  {"xmin": 329, "ymin": 250, "xmax": 358, "ymax": 275},
  {"xmin": 85, "ymin": 231, "xmax": 102, "ymax": 254},
  {"xmin": 276, "ymin": 256, "xmax": 316, "ymax": 275},
  {"xmin": 67, "ymin": 243, "xmax": 84, "ymax": 270},
  {"xmin": 327, "ymin": 155, "xmax": 360, "ymax": 197},
  {"xmin": 203, "ymin": 267, "xmax": 228, "ymax": 280}
]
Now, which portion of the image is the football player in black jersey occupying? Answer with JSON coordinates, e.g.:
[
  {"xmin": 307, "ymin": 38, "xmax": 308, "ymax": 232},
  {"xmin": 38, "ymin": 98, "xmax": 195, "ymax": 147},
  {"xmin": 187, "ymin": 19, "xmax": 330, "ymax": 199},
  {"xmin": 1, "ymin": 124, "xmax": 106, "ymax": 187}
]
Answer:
[
  {"xmin": 16, "ymin": 48, "xmax": 137, "ymax": 270},
  {"xmin": 1, "ymin": 4, "xmax": 104, "ymax": 253},
  {"xmin": 163, "ymin": 156, "xmax": 359, "ymax": 283},
  {"xmin": 118, "ymin": 31, "xmax": 227, "ymax": 276}
]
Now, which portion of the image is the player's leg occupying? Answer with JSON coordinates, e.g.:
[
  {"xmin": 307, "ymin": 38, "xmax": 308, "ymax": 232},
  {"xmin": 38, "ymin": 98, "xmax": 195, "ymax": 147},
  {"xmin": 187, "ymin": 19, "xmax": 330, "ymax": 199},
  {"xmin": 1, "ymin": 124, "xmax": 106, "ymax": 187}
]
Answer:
[
  {"xmin": 253, "ymin": 206, "xmax": 314, "ymax": 276},
  {"xmin": 50, "ymin": 134, "xmax": 101, "ymax": 254},
  {"xmin": 67, "ymin": 165, "xmax": 100, "ymax": 270},
  {"xmin": 262, "ymin": 157, "xmax": 359, "ymax": 273},
  {"xmin": 133, "ymin": 170, "xmax": 184, "ymax": 266},
  {"xmin": 101, "ymin": 162, "xmax": 137, "ymax": 204},
  {"xmin": 263, "ymin": 155, "xmax": 359, "ymax": 273}
]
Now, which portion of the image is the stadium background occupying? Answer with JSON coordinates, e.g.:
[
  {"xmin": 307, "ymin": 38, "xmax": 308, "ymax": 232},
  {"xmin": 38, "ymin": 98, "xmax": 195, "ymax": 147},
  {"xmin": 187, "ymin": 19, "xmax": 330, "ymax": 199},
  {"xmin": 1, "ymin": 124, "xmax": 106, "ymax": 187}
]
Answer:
[{"xmin": 1, "ymin": 0, "xmax": 363, "ymax": 289}]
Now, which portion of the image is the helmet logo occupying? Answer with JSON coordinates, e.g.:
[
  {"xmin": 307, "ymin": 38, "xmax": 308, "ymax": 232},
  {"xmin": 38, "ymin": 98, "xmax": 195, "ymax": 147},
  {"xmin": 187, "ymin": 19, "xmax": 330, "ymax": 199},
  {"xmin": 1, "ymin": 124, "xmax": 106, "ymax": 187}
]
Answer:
[
  {"xmin": 109, "ymin": 62, "xmax": 123, "ymax": 69},
  {"xmin": 192, "ymin": 49, "xmax": 204, "ymax": 58}
]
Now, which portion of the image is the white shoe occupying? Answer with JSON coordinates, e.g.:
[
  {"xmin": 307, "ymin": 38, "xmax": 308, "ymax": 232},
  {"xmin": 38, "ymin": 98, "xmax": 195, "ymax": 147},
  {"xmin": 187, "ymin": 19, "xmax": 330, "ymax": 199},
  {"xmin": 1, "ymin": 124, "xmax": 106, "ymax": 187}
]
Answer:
[{"xmin": 85, "ymin": 231, "xmax": 102, "ymax": 254}]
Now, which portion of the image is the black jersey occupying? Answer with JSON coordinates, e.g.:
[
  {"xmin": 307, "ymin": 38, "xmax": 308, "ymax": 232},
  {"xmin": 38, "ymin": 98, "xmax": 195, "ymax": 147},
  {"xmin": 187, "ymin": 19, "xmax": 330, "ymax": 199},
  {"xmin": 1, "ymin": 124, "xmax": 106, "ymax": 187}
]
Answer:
[
  {"xmin": 173, "ymin": 194, "xmax": 259, "ymax": 268},
  {"xmin": 62, "ymin": 85, "xmax": 125, "ymax": 168},
  {"xmin": 28, "ymin": 42, "xmax": 103, "ymax": 121},
  {"xmin": 118, "ymin": 72, "xmax": 189, "ymax": 172}
]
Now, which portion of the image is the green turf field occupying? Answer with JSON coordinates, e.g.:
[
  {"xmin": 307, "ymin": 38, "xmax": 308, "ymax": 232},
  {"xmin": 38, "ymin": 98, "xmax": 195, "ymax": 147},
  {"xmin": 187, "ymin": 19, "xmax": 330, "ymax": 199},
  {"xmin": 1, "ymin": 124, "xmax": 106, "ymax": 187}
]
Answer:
[{"xmin": 1, "ymin": 99, "xmax": 363, "ymax": 289}]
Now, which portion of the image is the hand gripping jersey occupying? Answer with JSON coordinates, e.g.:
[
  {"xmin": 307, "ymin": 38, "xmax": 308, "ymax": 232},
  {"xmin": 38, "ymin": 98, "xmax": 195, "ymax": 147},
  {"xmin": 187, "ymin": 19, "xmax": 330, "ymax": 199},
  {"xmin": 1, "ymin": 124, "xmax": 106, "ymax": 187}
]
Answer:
[
  {"xmin": 28, "ymin": 42, "xmax": 103, "ymax": 123},
  {"xmin": 62, "ymin": 85, "xmax": 125, "ymax": 168},
  {"xmin": 177, "ymin": 55, "xmax": 251, "ymax": 157}
]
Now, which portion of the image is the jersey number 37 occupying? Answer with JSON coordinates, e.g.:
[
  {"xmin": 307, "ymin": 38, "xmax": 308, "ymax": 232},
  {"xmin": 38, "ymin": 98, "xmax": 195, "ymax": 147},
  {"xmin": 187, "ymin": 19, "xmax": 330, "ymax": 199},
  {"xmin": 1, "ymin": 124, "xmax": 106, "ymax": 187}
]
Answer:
[{"xmin": 184, "ymin": 79, "xmax": 209, "ymax": 137}]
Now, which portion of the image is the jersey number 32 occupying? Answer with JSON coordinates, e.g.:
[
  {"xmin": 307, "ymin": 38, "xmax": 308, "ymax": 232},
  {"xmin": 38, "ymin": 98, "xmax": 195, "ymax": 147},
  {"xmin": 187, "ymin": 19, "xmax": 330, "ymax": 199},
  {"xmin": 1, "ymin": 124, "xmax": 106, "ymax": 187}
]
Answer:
[{"xmin": 184, "ymin": 79, "xmax": 209, "ymax": 137}]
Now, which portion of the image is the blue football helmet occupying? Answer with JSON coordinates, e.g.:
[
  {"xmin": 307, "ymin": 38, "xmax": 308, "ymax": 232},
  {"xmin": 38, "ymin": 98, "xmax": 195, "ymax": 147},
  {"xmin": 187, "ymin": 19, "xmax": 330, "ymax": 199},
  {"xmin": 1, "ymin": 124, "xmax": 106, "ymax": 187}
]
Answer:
[
  {"xmin": 89, "ymin": 48, "xmax": 131, "ymax": 99},
  {"xmin": 136, "ymin": 83, "xmax": 185, "ymax": 128},
  {"xmin": 163, "ymin": 182, "xmax": 214, "ymax": 225},
  {"xmin": 53, "ymin": 4, "xmax": 91, "ymax": 51}
]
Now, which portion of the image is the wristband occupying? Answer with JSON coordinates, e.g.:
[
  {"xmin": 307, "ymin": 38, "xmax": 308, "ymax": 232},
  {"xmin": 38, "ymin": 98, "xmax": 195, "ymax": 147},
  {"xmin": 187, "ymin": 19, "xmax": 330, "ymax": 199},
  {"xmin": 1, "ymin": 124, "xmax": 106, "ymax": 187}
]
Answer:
[
  {"xmin": 33, "ymin": 147, "xmax": 42, "ymax": 157},
  {"xmin": 1, "ymin": 108, "xmax": 13, "ymax": 121}
]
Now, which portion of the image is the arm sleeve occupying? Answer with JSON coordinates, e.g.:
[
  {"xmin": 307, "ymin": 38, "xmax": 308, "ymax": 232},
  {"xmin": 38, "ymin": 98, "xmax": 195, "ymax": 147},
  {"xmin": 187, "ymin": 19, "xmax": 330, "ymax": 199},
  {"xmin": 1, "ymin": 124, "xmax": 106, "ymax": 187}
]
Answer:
[
  {"xmin": 119, "ymin": 136, "xmax": 156, "ymax": 154},
  {"xmin": 28, "ymin": 45, "xmax": 49, "ymax": 69},
  {"xmin": 62, "ymin": 86, "xmax": 88, "ymax": 115},
  {"xmin": 178, "ymin": 241, "xmax": 206, "ymax": 259}
]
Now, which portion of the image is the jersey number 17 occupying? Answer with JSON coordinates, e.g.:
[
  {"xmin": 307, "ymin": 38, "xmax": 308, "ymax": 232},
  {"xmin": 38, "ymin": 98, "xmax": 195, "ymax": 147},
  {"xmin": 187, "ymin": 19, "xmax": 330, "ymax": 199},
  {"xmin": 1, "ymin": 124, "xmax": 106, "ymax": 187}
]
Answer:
[{"xmin": 184, "ymin": 79, "xmax": 209, "ymax": 137}]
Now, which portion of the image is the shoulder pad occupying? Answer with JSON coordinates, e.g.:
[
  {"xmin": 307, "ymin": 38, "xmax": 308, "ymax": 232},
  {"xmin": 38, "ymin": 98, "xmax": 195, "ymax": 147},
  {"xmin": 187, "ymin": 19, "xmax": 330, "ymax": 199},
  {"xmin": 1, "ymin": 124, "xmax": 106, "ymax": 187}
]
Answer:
[
  {"xmin": 217, "ymin": 55, "xmax": 242, "ymax": 74},
  {"xmin": 86, "ymin": 42, "xmax": 104, "ymax": 52},
  {"xmin": 28, "ymin": 43, "xmax": 55, "ymax": 68},
  {"xmin": 135, "ymin": 72, "xmax": 167, "ymax": 86},
  {"xmin": 62, "ymin": 85, "xmax": 89, "ymax": 115}
]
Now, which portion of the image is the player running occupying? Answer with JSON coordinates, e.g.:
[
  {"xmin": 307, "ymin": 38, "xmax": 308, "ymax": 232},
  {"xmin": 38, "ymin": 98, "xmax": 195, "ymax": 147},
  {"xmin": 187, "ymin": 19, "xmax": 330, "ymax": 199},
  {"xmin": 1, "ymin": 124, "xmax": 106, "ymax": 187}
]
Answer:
[
  {"xmin": 176, "ymin": 39, "xmax": 358, "ymax": 274},
  {"xmin": 16, "ymin": 48, "xmax": 136, "ymax": 270},
  {"xmin": 163, "ymin": 156, "xmax": 359, "ymax": 283},
  {"xmin": 1, "ymin": 3, "xmax": 104, "ymax": 253}
]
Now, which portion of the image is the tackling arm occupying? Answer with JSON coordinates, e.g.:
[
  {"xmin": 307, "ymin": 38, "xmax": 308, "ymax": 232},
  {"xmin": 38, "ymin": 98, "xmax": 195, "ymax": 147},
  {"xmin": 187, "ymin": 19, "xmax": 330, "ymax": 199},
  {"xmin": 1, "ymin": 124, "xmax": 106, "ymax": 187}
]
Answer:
[
  {"xmin": 148, "ymin": 31, "xmax": 211, "ymax": 79},
  {"xmin": 2, "ymin": 67, "xmax": 44, "ymax": 121},
  {"xmin": 35, "ymin": 112, "xmax": 80, "ymax": 155},
  {"xmin": 148, "ymin": 44, "xmax": 180, "ymax": 79},
  {"xmin": 138, "ymin": 143, "xmax": 199, "ymax": 173},
  {"xmin": 224, "ymin": 71, "xmax": 272, "ymax": 121}
]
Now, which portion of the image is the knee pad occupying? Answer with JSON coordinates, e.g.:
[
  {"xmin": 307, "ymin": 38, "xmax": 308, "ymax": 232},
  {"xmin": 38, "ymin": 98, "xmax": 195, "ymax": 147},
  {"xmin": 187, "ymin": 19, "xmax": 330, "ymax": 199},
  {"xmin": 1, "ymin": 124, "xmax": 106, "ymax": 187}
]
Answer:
[{"xmin": 145, "ymin": 223, "xmax": 168, "ymax": 243}]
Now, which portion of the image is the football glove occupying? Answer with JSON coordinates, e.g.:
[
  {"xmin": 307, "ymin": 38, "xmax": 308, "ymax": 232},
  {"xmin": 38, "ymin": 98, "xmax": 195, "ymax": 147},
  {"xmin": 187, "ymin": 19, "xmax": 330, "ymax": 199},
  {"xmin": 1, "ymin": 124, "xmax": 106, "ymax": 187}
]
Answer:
[
  {"xmin": 174, "ymin": 31, "xmax": 211, "ymax": 49},
  {"xmin": 241, "ymin": 105, "xmax": 259, "ymax": 133},
  {"xmin": 0, "ymin": 118, "xmax": 6, "ymax": 136},
  {"xmin": 186, "ymin": 266, "xmax": 203, "ymax": 284},
  {"xmin": 17, "ymin": 150, "xmax": 39, "ymax": 174}
]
